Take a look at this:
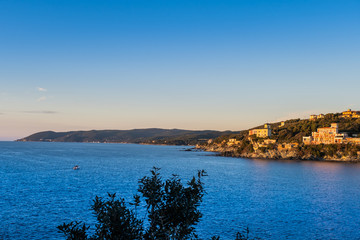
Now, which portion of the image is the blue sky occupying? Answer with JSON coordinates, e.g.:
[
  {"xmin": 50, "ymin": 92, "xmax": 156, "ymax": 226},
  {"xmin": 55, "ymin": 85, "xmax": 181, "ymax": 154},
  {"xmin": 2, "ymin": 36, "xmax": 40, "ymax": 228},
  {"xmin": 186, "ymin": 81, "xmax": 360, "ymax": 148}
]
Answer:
[{"xmin": 0, "ymin": 0, "xmax": 359, "ymax": 140}]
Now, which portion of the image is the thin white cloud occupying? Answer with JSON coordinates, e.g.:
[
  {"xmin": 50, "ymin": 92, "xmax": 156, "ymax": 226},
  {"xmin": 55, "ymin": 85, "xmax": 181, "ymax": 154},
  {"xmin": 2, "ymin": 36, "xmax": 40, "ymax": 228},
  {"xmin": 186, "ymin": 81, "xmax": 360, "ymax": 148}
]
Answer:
[
  {"xmin": 37, "ymin": 87, "xmax": 47, "ymax": 92},
  {"xmin": 37, "ymin": 96, "xmax": 47, "ymax": 102},
  {"xmin": 23, "ymin": 110, "xmax": 57, "ymax": 114}
]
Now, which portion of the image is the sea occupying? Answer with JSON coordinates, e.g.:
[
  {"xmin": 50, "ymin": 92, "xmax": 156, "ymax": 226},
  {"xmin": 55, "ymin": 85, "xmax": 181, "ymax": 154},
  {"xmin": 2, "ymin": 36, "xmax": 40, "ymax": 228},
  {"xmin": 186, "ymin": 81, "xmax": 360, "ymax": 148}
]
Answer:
[{"xmin": 1, "ymin": 141, "xmax": 360, "ymax": 240}]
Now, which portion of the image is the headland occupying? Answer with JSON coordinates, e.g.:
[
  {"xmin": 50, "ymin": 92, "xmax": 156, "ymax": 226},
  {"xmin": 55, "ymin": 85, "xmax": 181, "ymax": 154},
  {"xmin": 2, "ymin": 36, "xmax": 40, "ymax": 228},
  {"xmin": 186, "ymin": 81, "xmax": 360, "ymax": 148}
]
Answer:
[{"xmin": 197, "ymin": 109, "xmax": 360, "ymax": 162}]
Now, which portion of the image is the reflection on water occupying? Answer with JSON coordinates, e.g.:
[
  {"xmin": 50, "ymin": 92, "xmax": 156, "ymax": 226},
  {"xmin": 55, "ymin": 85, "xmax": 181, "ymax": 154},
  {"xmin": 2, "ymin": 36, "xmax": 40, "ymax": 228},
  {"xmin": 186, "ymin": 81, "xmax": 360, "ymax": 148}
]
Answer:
[{"xmin": 1, "ymin": 142, "xmax": 360, "ymax": 240}]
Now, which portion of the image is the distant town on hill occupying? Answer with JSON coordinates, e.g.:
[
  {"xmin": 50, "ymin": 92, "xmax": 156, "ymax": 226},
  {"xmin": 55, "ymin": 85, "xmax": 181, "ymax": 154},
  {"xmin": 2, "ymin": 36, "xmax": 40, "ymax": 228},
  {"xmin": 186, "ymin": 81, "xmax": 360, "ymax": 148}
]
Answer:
[{"xmin": 198, "ymin": 109, "xmax": 360, "ymax": 162}]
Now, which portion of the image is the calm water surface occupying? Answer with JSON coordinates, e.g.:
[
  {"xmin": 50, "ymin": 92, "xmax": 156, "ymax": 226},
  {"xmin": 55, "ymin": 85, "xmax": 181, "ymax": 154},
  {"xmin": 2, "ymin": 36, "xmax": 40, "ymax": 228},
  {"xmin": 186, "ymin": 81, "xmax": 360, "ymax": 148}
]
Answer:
[{"xmin": 1, "ymin": 142, "xmax": 360, "ymax": 239}]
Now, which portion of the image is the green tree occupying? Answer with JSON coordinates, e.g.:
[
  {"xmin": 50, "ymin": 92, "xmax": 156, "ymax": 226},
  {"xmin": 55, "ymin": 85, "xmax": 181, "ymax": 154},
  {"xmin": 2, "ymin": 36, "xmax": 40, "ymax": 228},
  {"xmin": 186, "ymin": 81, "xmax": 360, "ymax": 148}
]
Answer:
[
  {"xmin": 138, "ymin": 168, "xmax": 206, "ymax": 240},
  {"xmin": 91, "ymin": 193, "xmax": 143, "ymax": 240},
  {"xmin": 58, "ymin": 168, "xmax": 258, "ymax": 240},
  {"xmin": 57, "ymin": 167, "xmax": 207, "ymax": 240},
  {"xmin": 57, "ymin": 221, "xmax": 89, "ymax": 240}
]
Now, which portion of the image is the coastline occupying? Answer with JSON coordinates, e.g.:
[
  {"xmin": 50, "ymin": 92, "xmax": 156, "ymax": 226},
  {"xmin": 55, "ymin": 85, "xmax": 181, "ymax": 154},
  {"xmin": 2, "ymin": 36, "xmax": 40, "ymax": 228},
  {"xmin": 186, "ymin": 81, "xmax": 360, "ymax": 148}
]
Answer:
[
  {"xmin": 15, "ymin": 140, "xmax": 360, "ymax": 162},
  {"xmin": 14, "ymin": 139, "xmax": 195, "ymax": 147},
  {"xmin": 196, "ymin": 144, "xmax": 360, "ymax": 163}
]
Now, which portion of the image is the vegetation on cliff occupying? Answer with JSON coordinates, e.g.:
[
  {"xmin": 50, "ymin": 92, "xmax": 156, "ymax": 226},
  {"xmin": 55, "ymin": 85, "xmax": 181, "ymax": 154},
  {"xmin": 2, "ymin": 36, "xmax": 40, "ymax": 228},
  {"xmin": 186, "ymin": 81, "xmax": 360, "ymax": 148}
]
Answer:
[{"xmin": 199, "ymin": 113, "xmax": 360, "ymax": 161}]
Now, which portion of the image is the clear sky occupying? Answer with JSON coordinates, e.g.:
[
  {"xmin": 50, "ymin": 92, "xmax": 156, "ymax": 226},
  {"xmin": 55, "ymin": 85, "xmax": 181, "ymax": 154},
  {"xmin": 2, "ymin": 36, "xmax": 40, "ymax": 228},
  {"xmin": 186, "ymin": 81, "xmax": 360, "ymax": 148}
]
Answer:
[{"xmin": 0, "ymin": 0, "xmax": 359, "ymax": 140}]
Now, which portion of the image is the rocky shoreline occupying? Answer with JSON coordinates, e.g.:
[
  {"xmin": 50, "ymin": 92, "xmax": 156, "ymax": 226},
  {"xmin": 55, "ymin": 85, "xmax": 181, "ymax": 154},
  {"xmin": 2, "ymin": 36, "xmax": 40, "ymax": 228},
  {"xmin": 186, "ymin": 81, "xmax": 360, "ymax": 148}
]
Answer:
[{"xmin": 196, "ymin": 144, "xmax": 360, "ymax": 162}]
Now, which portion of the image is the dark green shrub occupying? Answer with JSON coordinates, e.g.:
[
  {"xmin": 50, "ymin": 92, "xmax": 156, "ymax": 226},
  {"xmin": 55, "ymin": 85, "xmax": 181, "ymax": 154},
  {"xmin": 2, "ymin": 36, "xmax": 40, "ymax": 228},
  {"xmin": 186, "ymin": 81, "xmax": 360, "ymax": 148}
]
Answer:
[{"xmin": 58, "ymin": 168, "xmax": 207, "ymax": 240}]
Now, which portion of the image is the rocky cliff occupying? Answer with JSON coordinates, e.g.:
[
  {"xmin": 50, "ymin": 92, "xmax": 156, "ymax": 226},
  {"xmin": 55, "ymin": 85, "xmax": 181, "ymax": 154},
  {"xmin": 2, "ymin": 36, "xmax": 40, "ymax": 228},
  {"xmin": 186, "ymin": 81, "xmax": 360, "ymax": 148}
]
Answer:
[{"xmin": 197, "ymin": 144, "xmax": 360, "ymax": 162}]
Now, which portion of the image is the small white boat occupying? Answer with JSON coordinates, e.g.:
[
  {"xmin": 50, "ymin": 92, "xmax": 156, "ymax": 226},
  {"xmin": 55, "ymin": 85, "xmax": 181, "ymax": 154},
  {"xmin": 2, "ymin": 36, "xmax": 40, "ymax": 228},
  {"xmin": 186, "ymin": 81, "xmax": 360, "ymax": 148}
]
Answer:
[{"xmin": 73, "ymin": 165, "xmax": 80, "ymax": 170}]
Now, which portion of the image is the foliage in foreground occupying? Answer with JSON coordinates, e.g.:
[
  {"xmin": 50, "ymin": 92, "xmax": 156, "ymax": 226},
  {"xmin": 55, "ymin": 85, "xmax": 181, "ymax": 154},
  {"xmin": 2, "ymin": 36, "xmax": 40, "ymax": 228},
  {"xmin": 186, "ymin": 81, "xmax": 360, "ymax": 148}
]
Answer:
[{"xmin": 58, "ymin": 168, "xmax": 258, "ymax": 240}]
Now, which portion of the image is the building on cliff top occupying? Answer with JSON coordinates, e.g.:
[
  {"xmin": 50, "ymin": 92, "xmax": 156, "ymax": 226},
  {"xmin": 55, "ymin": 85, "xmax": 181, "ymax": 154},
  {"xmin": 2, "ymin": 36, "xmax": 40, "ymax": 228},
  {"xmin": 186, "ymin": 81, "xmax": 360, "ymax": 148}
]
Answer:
[
  {"xmin": 303, "ymin": 123, "xmax": 353, "ymax": 145},
  {"xmin": 310, "ymin": 114, "xmax": 325, "ymax": 120},
  {"xmin": 249, "ymin": 124, "xmax": 272, "ymax": 138},
  {"xmin": 341, "ymin": 109, "xmax": 360, "ymax": 118}
]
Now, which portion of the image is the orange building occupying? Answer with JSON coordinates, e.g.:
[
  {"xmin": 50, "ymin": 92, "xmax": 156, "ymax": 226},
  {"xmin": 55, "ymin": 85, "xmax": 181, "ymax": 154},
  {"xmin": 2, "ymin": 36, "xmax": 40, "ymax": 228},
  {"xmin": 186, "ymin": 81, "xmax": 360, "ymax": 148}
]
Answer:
[
  {"xmin": 310, "ymin": 114, "xmax": 324, "ymax": 120},
  {"xmin": 312, "ymin": 123, "xmax": 346, "ymax": 144},
  {"xmin": 249, "ymin": 124, "xmax": 272, "ymax": 138},
  {"xmin": 341, "ymin": 109, "xmax": 360, "ymax": 118},
  {"xmin": 303, "ymin": 123, "xmax": 346, "ymax": 144}
]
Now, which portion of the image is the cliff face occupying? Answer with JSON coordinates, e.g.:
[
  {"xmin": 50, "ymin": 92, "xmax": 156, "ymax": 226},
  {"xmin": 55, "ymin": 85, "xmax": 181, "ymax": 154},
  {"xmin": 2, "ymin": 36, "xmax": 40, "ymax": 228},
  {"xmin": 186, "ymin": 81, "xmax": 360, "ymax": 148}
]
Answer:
[
  {"xmin": 196, "ymin": 114, "xmax": 360, "ymax": 162},
  {"xmin": 197, "ymin": 144, "xmax": 360, "ymax": 162}
]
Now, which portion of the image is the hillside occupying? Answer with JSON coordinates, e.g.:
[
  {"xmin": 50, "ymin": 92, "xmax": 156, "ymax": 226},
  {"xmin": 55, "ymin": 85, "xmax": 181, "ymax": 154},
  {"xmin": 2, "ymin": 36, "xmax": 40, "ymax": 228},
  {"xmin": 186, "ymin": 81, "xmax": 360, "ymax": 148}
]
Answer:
[
  {"xmin": 198, "ymin": 112, "xmax": 360, "ymax": 161},
  {"xmin": 17, "ymin": 128, "xmax": 238, "ymax": 146},
  {"xmin": 210, "ymin": 113, "xmax": 360, "ymax": 143}
]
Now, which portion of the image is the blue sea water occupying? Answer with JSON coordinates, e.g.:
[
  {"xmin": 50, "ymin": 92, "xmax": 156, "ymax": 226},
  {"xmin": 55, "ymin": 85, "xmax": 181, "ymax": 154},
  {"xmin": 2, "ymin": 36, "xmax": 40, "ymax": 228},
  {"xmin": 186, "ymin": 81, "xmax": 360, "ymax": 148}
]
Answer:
[{"xmin": 1, "ymin": 142, "xmax": 360, "ymax": 240}]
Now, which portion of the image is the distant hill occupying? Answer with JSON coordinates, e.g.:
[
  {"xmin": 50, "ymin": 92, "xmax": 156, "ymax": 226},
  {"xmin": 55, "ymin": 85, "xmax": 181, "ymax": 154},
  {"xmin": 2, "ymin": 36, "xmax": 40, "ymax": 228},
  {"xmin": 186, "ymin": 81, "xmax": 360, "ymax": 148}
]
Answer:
[{"xmin": 17, "ymin": 128, "xmax": 239, "ymax": 145}]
